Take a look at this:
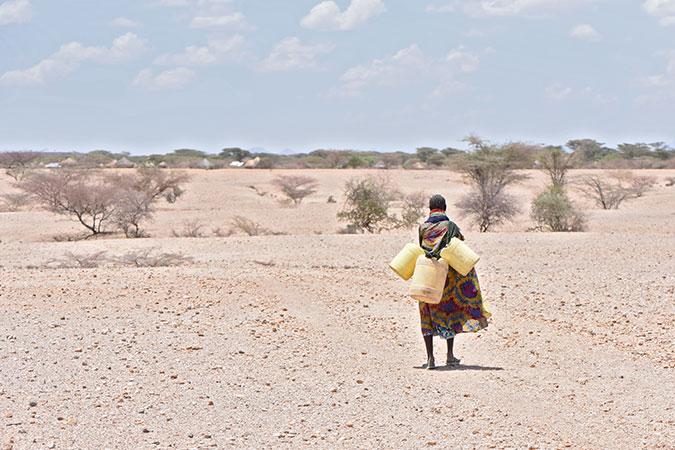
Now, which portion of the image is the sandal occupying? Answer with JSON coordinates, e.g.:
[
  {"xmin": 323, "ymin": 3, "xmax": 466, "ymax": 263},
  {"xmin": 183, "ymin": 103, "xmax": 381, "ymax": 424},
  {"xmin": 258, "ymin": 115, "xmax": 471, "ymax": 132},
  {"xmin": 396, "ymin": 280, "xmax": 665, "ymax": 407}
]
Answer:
[
  {"xmin": 446, "ymin": 356, "xmax": 461, "ymax": 366},
  {"xmin": 424, "ymin": 356, "xmax": 436, "ymax": 370}
]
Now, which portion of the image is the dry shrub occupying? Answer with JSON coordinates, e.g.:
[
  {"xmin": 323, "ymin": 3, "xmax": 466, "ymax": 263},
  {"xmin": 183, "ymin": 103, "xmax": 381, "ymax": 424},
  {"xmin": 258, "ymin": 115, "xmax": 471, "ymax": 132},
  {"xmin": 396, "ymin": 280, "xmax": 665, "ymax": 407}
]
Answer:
[
  {"xmin": 272, "ymin": 175, "xmax": 319, "ymax": 205},
  {"xmin": 666, "ymin": 176, "xmax": 675, "ymax": 187},
  {"xmin": 629, "ymin": 175, "xmax": 657, "ymax": 197},
  {"xmin": 0, "ymin": 192, "xmax": 31, "ymax": 212},
  {"xmin": 111, "ymin": 190, "xmax": 152, "ymax": 238},
  {"xmin": 115, "ymin": 248, "xmax": 192, "ymax": 267},
  {"xmin": 337, "ymin": 174, "xmax": 398, "ymax": 233},
  {"xmin": 577, "ymin": 175, "xmax": 630, "ymax": 209},
  {"xmin": 231, "ymin": 216, "xmax": 270, "ymax": 236},
  {"xmin": 0, "ymin": 151, "xmax": 41, "ymax": 181},
  {"xmin": 47, "ymin": 251, "xmax": 108, "ymax": 268},
  {"xmin": 171, "ymin": 219, "xmax": 205, "ymax": 237},
  {"xmin": 396, "ymin": 191, "xmax": 427, "ymax": 229}
]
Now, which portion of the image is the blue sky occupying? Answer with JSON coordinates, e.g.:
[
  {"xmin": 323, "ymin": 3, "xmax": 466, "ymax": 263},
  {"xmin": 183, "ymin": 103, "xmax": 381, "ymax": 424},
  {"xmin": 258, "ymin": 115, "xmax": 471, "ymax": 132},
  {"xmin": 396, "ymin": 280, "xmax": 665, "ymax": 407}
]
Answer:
[{"xmin": 1, "ymin": 0, "xmax": 675, "ymax": 155}]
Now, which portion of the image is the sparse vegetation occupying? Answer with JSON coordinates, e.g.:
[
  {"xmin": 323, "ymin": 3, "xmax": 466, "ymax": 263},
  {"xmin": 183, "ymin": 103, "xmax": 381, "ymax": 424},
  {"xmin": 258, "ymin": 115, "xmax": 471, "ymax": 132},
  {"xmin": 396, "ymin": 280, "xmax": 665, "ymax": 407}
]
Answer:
[
  {"xmin": 19, "ymin": 168, "xmax": 188, "ymax": 237},
  {"xmin": 0, "ymin": 192, "xmax": 31, "ymax": 212},
  {"xmin": 115, "ymin": 248, "xmax": 192, "ymax": 267},
  {"xmin": 531, "ymin": 186, "xmax": 586, "ymax": 232},
  {"xmin": 48, "ymin": 251, "xmax": 108, "ymax": 268},
  {"xmin": 577, "ymin": 175, "xmax": 630, "ymax": 210},
  {"xmin": 171, "ymin": 219, "xmax": 205, "ymax": 238},
  {"xmin": 0, "ymin": 151, "xmax": 41, "ymax": 181},
  {"xmin": 337, "ymin": 175, "xmax": 398, "ymax": 233},
  {"xmin": 455, "ymin": 136, "xmax": 529, "ymax": 232},
  {"xmin": 231, "ymin": 216, "xmax": 270, "ymax": 236},
  {"xmin": 272, "ymin": 174, "xmax": 319, "ymax": 205}
]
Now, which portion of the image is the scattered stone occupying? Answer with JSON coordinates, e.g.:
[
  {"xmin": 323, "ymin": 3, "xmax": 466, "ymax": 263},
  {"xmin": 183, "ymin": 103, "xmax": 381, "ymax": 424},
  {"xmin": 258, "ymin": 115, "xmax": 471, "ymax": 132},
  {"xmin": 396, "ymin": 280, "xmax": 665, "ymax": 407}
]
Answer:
[{"xmin": 28, "ymin": 401, "xmax": 37, "ymax": 407}]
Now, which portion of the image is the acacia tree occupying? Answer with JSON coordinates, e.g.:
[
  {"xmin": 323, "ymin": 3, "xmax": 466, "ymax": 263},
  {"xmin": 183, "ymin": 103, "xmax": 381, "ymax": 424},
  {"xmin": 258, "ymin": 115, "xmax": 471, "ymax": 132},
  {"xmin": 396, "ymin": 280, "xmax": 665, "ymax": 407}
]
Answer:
[
  {"xmin": 272, "ymin": 174, "xmax": 318, "ymax": 205},
  {"xmin": 20, "ymin": 168, "xmax": 188, "ymax": 237},
  {"xmin": 20, "ymin": 170, "xmax": 118, "ymax": 235},
  {"xmin": 0, "ymin": 151, "xmax": 41, "ymax": 181},
  {"xmin": 337, "ymin": 174, "xmax": 398, "ymax": 233},
  {"xmin": 537, "ymin": 146, "xmax": 575, "ymax": 188},
  {"xmin": 455, "ymin": 136, "xmax": 529, "ymax": 232}
]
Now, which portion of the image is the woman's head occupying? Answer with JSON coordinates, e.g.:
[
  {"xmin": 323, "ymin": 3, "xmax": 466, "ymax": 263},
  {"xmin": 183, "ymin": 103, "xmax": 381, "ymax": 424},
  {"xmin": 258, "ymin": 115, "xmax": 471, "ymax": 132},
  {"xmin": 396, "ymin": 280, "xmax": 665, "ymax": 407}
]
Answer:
[{"xmin": 429, "ymin": 194, "xmax": 446, "ymax": 211}]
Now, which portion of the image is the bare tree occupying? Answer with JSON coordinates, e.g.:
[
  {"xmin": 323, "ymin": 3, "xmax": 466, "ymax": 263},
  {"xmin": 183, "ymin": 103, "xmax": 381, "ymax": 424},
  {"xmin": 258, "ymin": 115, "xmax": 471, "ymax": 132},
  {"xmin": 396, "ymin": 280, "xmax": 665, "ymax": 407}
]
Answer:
[
  {"xmin": 0, "ymin": 151, "xmax": 41, "ymax": 181},
  {"xmin": 455, "ymin": 136, "xmax": 528, "ymax": 232},
  {"xmin": 115, "ymin": 248, "xmax": 192, "ymax": 267},
  {"xmin": 111, "ymin": 190, "xmax": 153, "ymax": 238},
  {"xmin": 537, "ymin": 146, "xmax": 574, "ymax": 188},
  {"xmin": 19, "ymin": 170, "xmax": 118, "ymax": 236},
  {"xmin": 629, "ymin": 175, "xmax": 657, "ymax": 198},
  {"xmin": 272, "ymin": 174, "xmax": 319, "ymax": 205},
  {"xmin": 577, "ymin": 175, "xmax": 629, "ymax": 209},
  {"xmin": 171, "ymin": 219, "xmax": 205, "ymax": 237},
  {"xmin": 0, "ymin": 192, "xmax": 31, "ymax": 212}
]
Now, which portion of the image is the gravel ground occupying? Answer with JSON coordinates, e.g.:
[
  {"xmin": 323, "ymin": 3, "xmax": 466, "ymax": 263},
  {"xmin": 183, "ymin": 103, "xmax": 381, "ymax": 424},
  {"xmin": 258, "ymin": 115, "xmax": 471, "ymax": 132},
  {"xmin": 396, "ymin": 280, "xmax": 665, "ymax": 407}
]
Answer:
[{"xmin": 1, "ymin": 169, "xmax": 674, "ymax": 449}]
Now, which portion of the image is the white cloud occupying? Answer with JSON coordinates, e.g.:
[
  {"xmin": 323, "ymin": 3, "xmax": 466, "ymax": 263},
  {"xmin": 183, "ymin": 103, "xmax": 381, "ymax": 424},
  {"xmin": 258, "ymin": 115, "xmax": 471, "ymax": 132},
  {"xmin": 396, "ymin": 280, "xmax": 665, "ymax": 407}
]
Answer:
[
  {"xmin": 154, "ymin": 35, "xmax": 245, "ymax": 66},
  {"xmin": 262, "ymin": 37, "xmax": 334, "ymax": 71},
  {"xmin": 640, "ymin": 50, "xmax": 675, "ymax": 87},
  {"xmin": 190, "ymin": 11, "xmax": 246, "ymax": 28},
  {"xmin": 569, "ymin": 23, "xmax": 600, "ymax": 40},
  {"xmin": 545, "ymin": 83, "xmax": 572, "ymax": 100},
  {"xmin": 445, "ymin": 45, "xmax": 480, "ymax": 72},
  {"xmin": 332, "ymin": 43, "xmax": 481, "ymax": 98},
  {"xmin": 643, "ymin": 0, "xmax": 675, "ymax": 25},
  {"xmin": 110, "ymin": 17, "xmax": 140, "ymax": 28},
  {"xmin": 425, "ymin": 3, "xmax": 455, "ymax": 12},
  {"xmin": 132, "ymin": 67, "xmax": 196, "ymax": 91},
  {"xmin": 0, "ymin": 33, "xmax": 146, "ymax": 86},
  {"xmin": 301, "ymin": 0, "xmax": 386, "ymax": 31},
  {"xmin": 464, "ymin": 0, "xmax": 600, "ymax": 18},
  {"xmin": 0, "ymin": 0, "xmax": 32, "ymax": 25}
]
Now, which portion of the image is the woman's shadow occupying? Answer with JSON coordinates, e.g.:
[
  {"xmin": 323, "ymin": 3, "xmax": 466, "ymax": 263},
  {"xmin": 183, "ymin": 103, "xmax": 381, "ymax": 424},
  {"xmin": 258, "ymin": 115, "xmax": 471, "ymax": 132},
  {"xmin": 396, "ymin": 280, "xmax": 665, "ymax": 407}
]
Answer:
[{"xmin": 414, "ymin": 364, "xmax": 503, "ymax": 371}]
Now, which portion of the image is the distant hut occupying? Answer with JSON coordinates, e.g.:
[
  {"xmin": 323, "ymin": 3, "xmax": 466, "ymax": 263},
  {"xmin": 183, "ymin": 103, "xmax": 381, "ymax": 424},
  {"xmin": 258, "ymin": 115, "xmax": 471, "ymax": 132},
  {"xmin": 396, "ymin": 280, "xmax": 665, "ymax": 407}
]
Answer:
[
  {"xmin": 198, "ymin": 158, "xmax": 213, "ymax": 170},
  {"xmin": 229, "ymin": 161, "xmax": 244, "ymax": 168},
  {"xmin": 115, "ymin": 157, "xmax": 137, "ymax": 168},
  {"xmin": 60, "ymin": 157, "xmax": 77, "ymax": 167},
  {"xmin": 44, "ymin": 162, "xmax": 60, "ymax": 168},
  {"xmin": 105, "ymin": 159, "xmax": 118, "ymax": 168},
  {"xmin": 243, "ymin": 156, "xmax": 261, "ymax": 168},
  {"xmin": 157, "ymin": 161, "xmax": 169, "ymax": 168}
]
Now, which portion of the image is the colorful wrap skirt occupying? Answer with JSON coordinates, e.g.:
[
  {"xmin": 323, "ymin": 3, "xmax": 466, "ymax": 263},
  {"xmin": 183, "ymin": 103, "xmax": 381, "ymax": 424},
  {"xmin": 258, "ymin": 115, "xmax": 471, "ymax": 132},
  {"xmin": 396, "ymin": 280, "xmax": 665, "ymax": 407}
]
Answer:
[{"xmin": 419, "ymin": 266, "xmax": 490, "ymax": 338}]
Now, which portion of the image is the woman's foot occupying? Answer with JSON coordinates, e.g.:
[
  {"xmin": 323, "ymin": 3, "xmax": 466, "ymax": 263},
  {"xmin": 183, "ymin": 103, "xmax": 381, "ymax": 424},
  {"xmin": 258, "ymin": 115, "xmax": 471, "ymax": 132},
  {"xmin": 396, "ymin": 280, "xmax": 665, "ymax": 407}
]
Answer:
[
  {"xmin": 425, "ymin": 356, "xmax": 436, "ymax": 370},
  {"xmin": 446, "ymin": 356, "xmax": 461, "ymax": 366}
]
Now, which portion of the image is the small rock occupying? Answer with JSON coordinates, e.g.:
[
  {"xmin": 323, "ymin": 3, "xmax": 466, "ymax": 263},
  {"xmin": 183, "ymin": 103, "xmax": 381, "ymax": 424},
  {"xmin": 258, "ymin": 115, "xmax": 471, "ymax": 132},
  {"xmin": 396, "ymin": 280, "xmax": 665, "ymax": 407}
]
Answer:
[{"xmin": 29, "ymin": 401, "xmax": 37, "ymax": 407}]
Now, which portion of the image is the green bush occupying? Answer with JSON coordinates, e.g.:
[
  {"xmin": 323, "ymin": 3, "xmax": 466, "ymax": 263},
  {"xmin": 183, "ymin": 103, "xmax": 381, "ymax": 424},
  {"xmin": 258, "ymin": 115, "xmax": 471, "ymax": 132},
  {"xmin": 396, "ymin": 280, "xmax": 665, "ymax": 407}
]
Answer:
[{"xmin": 531, "ymin": 186, "xmax": 586, "ymax": 232}]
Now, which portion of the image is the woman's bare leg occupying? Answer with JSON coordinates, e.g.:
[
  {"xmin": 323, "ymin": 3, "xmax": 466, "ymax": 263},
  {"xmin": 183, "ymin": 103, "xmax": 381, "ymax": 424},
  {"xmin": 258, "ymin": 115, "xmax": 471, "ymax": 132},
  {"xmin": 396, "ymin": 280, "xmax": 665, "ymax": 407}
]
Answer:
[
  {"xmin": 446, "ymin": 337, "xmax": 460, "ymax": 365},
  {"xmin": 424, "ymin": 335, "xmax": 435, "ymax": 369}
]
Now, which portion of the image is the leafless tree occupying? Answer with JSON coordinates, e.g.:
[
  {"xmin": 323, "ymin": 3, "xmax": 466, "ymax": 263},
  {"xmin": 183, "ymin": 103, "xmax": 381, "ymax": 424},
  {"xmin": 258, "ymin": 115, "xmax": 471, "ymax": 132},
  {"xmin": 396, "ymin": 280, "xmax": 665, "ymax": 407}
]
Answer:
[
  {"xmin": 577, "ymin": 175, "xmax": 629, "ymax": 209},
  {"xmin": 455, "ymin": 136, "xmax": 528, "ymax": 232},
  {"xmin": 47, "ymin": 251, "xmax": 108, "ymax": 268},
  {"xmin": 272, "ymin": 174, "xmax": 319, "ymax": 205},
  {"xmin": 629, "ymin": 175, "xmax": 657, "ymax": 197},
  {"xmin": 111, "ymin": 190, "xmax": 153, "ymax": 238},
  {"xmin": 0, "ymin": 192, "xmax": 31, "ymax": 212},
  {"xmin": 0, "ymin": 151, "xmax": 41, "ymax": 181},
  {"xmin": 19, "ymin": 170, "xmax": 118, "ymax": 236}
]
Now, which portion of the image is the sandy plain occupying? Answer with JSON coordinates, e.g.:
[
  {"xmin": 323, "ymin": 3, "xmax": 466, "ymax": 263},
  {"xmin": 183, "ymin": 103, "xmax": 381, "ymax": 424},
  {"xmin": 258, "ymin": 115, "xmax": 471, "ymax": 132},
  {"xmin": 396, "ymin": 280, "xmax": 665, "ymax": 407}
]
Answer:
[{"xmin": 0, "ymin": 168, "xmax": 674, "ymax": 449}]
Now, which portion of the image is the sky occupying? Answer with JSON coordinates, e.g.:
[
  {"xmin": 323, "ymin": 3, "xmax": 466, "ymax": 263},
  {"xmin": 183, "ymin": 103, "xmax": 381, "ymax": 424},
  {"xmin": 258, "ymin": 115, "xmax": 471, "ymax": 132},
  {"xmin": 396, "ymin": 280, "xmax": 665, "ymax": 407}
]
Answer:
[{"xmin": 1, "ymin": 0, "xmax": 675, "ymax": 155}]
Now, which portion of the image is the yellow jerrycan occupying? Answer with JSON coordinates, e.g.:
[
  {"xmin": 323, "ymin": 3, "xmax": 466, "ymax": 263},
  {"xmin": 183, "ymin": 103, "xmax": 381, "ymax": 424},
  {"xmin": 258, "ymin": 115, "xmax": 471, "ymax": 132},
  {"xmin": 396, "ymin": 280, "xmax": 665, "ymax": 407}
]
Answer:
[
  {"xmin": 440, "ymin": 237, "xmax": 480, "ymax": 276},
  {"xmin": 389, "ymin": 243, "xmax": 425, "ymax": 280},
  {"xmin": 408, "ymin": 255, "xmax": 449, "ymax": 304}
]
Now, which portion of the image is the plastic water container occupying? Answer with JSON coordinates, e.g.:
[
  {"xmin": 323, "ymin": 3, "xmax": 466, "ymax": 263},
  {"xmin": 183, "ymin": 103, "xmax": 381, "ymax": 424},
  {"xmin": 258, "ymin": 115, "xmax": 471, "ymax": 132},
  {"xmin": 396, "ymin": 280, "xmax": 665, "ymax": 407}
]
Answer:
[
  {"xmin": 389, "ymin": 243, "xmax": 425, "ymax": 280},
  {"xmin": 408, "ymin": 255, "xmax": 449, "ymax": 304},
  {"xmin": 440, "ymin": 237, "xmax": 480, "ymax": 276}
]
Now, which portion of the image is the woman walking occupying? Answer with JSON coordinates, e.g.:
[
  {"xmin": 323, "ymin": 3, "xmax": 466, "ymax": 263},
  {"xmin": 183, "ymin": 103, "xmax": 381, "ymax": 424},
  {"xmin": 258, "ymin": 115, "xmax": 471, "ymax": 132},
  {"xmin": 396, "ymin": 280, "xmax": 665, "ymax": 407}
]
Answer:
[{"xmin": 418, "ymin": 194, "xmax": 491, "ymax": 369}]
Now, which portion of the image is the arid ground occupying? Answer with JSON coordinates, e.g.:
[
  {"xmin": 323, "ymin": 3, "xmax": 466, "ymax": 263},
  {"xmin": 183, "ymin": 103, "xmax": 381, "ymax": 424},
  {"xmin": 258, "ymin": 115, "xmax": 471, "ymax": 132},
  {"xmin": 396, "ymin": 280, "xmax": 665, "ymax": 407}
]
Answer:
[{"xmin": 1, "ymin": 169, "xmax": 674, "ymax": 449}]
